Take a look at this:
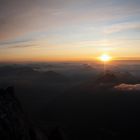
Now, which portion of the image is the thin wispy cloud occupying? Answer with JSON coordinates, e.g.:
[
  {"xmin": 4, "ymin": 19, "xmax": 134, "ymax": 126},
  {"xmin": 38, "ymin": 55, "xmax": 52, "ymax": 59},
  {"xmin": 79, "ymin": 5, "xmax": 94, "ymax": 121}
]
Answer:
[
  {"xmin": 9, "ymin": 44, "xmax": 36, "ymax": 49},
  {"xmin": 104, "ymin": 22, "xmax": 140, "ymax": 34},
  {"xmin": 0, "ymin": 39, "xmax": 32, "ymax": 46},
  {"xmin": 0, "ymin": 0, "xmax": 140, "ymax": 41}
]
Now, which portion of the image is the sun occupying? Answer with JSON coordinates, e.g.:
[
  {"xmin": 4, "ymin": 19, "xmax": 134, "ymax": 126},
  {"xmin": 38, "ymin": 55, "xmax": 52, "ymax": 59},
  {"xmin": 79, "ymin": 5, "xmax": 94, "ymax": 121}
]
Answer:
[{"xmin": 99, "ymin": 54, "xmax": 112, "ymax": 62}]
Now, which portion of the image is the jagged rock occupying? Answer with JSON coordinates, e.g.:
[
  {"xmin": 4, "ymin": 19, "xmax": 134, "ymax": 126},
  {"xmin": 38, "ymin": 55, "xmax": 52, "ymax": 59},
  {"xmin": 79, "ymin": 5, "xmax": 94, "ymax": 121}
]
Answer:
[{"xmin": 0, "ymin": 87, "xmax": 65, "ymax": 140}]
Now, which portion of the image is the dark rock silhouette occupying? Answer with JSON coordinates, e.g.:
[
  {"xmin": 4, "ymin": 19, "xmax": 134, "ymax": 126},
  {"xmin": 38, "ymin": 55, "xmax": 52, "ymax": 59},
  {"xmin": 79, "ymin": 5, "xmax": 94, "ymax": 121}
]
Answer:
[{"xmin": 0, "ymin": 87, "xmax": 65, "ymax": 140}]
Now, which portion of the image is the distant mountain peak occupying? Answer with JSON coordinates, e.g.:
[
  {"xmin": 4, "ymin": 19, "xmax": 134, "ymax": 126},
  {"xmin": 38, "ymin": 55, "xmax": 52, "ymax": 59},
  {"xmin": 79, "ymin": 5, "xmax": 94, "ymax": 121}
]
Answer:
[{"xmin": 97, "ymin": 70, "xmax": 118, "ymax": 84}]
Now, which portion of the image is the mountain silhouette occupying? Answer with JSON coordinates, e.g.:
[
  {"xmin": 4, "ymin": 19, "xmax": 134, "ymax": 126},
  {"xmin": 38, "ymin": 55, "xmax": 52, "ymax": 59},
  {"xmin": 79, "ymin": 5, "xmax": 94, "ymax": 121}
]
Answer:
[
  {"xmin": 42, "ymin": 70, "xmax": 68, "ymax": 82},
  {"xmin": 96, "ymin": 70, "xmax": 136, "ymax": 84},
  {"xmin": 97, "ymin": 71, "xmax": 119, "ymax": 84}
]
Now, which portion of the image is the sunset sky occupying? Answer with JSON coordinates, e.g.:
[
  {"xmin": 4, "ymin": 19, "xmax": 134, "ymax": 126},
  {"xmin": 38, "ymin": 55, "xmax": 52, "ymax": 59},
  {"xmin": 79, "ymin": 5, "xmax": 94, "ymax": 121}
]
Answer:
[{"xmin": 0, "ymin": 0, "xmax": 140, "ymax": 62}]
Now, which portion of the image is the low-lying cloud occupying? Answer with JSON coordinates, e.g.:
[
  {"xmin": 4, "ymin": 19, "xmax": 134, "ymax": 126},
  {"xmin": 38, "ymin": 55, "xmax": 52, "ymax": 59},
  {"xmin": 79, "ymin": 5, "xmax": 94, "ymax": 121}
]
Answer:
[{"xmin": 114, "ymin": 83, "xmax": 140, "ymax": 91}]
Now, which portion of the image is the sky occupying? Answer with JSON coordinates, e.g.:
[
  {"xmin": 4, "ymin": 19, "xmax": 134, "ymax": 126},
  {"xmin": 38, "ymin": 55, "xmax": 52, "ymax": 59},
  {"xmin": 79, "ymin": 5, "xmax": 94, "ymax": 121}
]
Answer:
[{"xmin": 0, "ymin": 0, "xmax": 140, "ymax": 62}]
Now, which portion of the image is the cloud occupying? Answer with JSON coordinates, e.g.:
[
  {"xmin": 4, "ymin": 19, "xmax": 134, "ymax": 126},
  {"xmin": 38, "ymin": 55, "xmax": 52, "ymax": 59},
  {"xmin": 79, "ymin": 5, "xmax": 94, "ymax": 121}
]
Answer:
[
  {"xmin": 0, "ymin": 0, "xmax": 140, "ymax": 42},
  {"xmin": 75, "ymin": 40, "xmax": 117, "ymax": 47},
  {"xmin": 0, "ymin": 37, "xmax": 36, "ymax": 49},
  {"xmin": 104, "ymin": 22, "xmax": 140, "ymax": 34},
  {"xmin": 114, "ymin": 83, "xmax": 140, "ymax": 91},
  {"xmin": 0, "ymin": 39, "xmax": 32, "ymax": 46},
  {"xmin": 9, "ymin": 44, "xmax": 36, "ymax": 49}
]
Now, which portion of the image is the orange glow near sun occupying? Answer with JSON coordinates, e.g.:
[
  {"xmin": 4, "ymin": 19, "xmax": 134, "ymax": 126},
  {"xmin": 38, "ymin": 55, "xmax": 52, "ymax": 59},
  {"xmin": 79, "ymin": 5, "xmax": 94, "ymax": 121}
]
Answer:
[{"xmin": 99, "ymin": 54, "xmax": 112, "ymax": 62}]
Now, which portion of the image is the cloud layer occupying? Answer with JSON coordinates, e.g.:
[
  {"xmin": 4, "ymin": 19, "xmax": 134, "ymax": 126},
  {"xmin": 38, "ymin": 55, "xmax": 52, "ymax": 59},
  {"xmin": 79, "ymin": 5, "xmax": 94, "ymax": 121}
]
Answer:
[{"xmin": 114, "ymin": 84, "xmax": 140, "ymax": 91}]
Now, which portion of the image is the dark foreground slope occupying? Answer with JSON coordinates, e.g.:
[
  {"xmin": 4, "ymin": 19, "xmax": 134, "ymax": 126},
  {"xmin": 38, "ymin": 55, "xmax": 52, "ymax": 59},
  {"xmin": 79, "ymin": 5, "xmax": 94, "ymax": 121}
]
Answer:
[{"xmin": 0, "ymin": 87, "xmax": 65, "ymax": 140}]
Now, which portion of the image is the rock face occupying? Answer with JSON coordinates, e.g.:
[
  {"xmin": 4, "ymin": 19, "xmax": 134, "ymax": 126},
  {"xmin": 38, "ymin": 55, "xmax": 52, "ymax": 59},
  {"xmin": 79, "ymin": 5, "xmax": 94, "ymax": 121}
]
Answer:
[
  {"xmin": 0, "ymin": 87, "xmax": 65, "ymax": 140},
  {"xmin": 0, "ymin": 87, "xmax": 45, "ymax": 140}
]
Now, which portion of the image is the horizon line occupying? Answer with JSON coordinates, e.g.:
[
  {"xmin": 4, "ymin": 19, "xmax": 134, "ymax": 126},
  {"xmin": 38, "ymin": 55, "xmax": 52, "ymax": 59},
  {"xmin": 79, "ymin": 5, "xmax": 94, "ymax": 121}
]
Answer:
[{"xmin": 0, "ymin": 58, "xmax": 140, "ymax": 63}]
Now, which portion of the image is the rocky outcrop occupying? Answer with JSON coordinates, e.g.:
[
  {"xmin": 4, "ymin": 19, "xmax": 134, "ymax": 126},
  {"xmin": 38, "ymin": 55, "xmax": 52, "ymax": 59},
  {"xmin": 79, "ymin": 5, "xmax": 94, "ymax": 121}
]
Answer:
[{"xmin": 0, "ymin": 87, "xmax": 65, "ymax": 140}]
